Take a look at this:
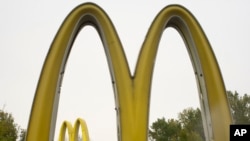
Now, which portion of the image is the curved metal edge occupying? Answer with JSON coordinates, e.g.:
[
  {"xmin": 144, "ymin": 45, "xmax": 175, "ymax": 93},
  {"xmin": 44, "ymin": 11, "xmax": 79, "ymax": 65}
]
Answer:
[
  {"xmin": 167, "ymin": 15, "xmax": 214, "ymax": 140},
  {"xmin": 26, "ymin": 3, "xmax": 130, "ymax": 141},
  {"xmin": 136, "ymin": 4, "xmax": 232, "ymax": 141}
]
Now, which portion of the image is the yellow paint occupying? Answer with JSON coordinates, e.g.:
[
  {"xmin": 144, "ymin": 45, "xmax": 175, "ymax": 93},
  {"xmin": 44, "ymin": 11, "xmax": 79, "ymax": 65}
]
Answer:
[
  {"xmin": 58, "ymin": 118, "xmax": 89, "ymax": 141},
  {"xmin": 58, "ymin": 121, "xmax": 73, "ymax": 141},
  {"xmin": 26, "ymin": 3, "xmax": 232, "ymax": 141}
]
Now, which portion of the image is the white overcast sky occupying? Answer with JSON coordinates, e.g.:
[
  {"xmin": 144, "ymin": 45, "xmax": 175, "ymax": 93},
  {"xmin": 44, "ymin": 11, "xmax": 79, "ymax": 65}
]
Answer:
[{"xmin": 0, "ymin": 1, "xmax": 250, "ymax": 141}]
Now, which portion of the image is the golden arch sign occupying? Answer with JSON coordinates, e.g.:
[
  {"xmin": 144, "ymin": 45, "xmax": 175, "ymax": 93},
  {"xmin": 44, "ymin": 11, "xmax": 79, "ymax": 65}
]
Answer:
[
  {"xmin": 26, "ymin": 3, "xmax": 232, "ymax": 141},
  {"xmin": 58, "ymin": 118, "xmax": 89, "ymax": 141}
]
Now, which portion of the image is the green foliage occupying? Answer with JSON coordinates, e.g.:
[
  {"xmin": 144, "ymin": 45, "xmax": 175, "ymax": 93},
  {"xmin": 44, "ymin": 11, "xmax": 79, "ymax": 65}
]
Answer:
[
  {"xmin": 149, "ymin": 108, "xmax": 204, "ymax": 141},
  {"xmin": 19, "ymin": 129, "xmax": 26, "ymax": 141},
  {"xmin": 0, "ymin": 110, "xmax": 19, "ymax": 141},
  {"xmin": 149, "ymin": 91, "xmax": 250, "ymax": 141},
  {"xmin": 149, "ymin": 118, "xmax": 181, "ymax": 141},
  {"xmin": 227, "ymin": 91, "xmax": 250, "ymax": 124},
  {"xmin": 178, "ymin": 108, "xmax": 204, "ymax": 140},
  {"xmin": 149, "ymin": 108, "xmax": 205, "ymax": 141},
  {"xmin": 179, "ymin": 130, "xmax": 203, "ymax": 141}
]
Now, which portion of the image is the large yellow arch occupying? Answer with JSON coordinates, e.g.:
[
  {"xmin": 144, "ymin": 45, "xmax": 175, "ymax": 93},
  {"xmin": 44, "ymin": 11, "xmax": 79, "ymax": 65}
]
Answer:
[{"xmin": 26, "ymin": 3, "xmax": 232, "ymax": 141}]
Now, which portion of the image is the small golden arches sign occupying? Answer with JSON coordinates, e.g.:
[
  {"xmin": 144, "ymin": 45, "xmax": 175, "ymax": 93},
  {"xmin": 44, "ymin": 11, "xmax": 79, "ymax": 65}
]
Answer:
[
  {"xmin": 58, "ymin": 118, "xmax": 89, "ymax": 141},
  {"xmin": 26, "ymin": 2, "xmax": 232, "ymax": 141}
]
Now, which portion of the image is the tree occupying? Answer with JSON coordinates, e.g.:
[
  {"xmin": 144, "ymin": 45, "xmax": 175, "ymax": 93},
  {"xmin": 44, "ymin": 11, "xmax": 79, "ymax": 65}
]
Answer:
[
  {"xmin": 149, "ymin": 108, "xmax": 204, "ymax": 141},
  {"xmin": 0, "ymin": 110, "xmax": 19, "ymax": 141},
  {"xmin": 178, "ymin": 108, "xmax": 204, "ymax": 141},
  {"xmin": 149, "ymin": 118, "xmax": 181, "ymax": 141},
  {"xmin": 178, "ymin": 108, "xmax": 204, "ymax": 140},
  {"xmin": 227, "ymin": 91, "xmax": 250, "ymax": 124},
  {"xmin": 149, "ymin": 91, "xmax": 250, "ymax": 141},
  {"xmin": 19, "ymin": 129, "xmax": 26, "ymax": 141}
]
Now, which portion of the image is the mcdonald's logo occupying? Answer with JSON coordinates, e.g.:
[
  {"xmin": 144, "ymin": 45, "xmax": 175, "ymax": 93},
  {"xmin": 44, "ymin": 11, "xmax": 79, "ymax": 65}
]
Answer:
[
  {"xmin": 58, "ymin": 118, "xmax": 89, "ymax": 141},
  {"xmin": 26, "ymin": 2, "xmax": 232, "ymax": 141}
]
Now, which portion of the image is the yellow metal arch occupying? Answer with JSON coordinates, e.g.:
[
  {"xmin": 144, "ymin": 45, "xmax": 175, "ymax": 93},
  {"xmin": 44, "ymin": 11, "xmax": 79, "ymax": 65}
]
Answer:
[
  {"xmin": 137, "ymin": 5, "xmax": 232, "ymax": 140},
  {"xmin": 58, "ymin": 118, "xmax": 89, "ymax": 141},
  {"xmin": 58, "ymin": 121, "xmax": 73, "ymax": 141},
  {"xmin": 26, "ymin": 3, "xmax": 232, "ymax": 141},
  {"xmin": 26, "ymin": 3, "xmax": 129, "ymax": 141},
  {"xmin": 73, "ymin": 118, "xmax": 89, "ymax": 141}
]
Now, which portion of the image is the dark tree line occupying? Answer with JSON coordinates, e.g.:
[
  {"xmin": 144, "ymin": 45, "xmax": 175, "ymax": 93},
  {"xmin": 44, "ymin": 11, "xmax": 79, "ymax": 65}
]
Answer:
[{"xmin": 149, "ymin": 91, "xmax": 250, "ymax": 141}]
